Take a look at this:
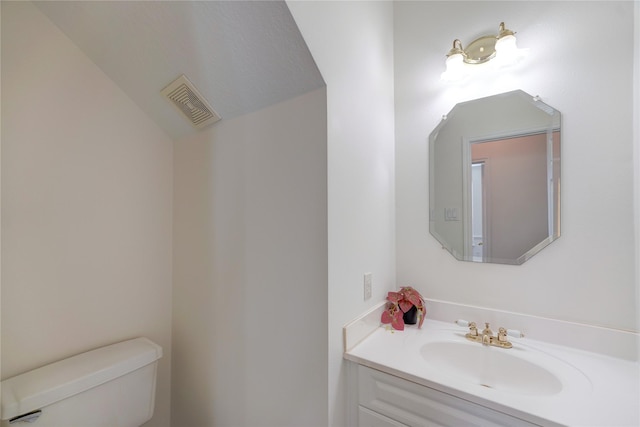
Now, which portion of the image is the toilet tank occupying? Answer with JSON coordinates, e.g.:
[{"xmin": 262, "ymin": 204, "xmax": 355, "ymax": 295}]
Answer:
[{"xmin": 1, "ymin": 337, "xmax": 162, "ymax": 427}]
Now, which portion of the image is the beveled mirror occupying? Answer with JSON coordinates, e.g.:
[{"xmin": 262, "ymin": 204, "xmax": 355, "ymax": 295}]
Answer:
[{"xmin": 429, "ymin": 90, "xmax": 561, "ymax": 265}]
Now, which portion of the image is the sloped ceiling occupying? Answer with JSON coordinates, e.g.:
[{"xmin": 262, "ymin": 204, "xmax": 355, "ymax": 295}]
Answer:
[{"xmin": 34, "ymin": 1, "xmax": 325, "ymax": 141}]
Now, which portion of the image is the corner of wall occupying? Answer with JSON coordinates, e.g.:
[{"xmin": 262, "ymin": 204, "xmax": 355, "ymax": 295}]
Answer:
[
  {"xmin": 633, "ymin": 0, "xmax": 640, "ymax": 333},
  {"xmin": 0, "ymin": 0, "xmax": 3, "ymax": 403}
]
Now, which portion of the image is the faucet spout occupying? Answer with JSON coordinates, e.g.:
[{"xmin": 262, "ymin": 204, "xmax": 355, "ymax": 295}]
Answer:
[
  {"xmin": 481, "ymin": 322, "xmax": 493, "ymax": 345},
  {"xmin": 482, "ymin": 334, "xmax": 491, "ymax": 345}
]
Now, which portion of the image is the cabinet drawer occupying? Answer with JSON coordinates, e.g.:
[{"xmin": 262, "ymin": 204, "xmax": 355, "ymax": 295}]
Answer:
[
  {"xmin": 359, "ymin": 406, "xmax": 409, "ymax": 427},
  {"xmin": 358, "ymin": 365, "xmax": 538, "ymax": 427}
]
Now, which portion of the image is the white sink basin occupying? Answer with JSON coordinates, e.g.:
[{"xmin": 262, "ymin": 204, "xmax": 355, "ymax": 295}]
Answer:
[{"xmin": 420, "ymin": 340, "xmax": 589, "ymax": 396}]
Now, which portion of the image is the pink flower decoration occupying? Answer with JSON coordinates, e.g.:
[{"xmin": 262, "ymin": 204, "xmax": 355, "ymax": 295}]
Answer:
[{"xmin": 380, "ymin": 286, "xmax": 426, "ymax": 331}]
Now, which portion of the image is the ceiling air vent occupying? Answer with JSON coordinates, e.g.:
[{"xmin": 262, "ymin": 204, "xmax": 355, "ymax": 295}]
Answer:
[{"xmin": 161, "ymin": 75, "xmax": 221, "ymax": 129}]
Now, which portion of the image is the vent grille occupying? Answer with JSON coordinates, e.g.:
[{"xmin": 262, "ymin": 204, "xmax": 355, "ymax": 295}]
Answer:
[{"xmin": 161, "ymin": 75, "xmax": 221, "ymax": 129}]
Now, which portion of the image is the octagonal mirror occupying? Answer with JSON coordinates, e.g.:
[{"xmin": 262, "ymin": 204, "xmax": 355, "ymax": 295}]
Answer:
[{"xmin": 429, "ymin": 90, "xmax": 561, "ymax": 265}]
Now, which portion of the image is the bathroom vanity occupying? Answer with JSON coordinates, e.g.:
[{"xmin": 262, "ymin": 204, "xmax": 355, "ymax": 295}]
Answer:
[
  {"xmin": 344, "ymin": 305, "xmax": 639, "ymax": 427},
  {"xmin": 354, "ymin": 362, "xmax": 541, "ymax": 427}
]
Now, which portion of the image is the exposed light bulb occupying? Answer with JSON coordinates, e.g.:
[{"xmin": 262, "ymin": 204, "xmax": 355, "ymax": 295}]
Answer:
[
  {"xmin": 494, "ymin": 34, "xmax": 521, "ymax": 67},
  {"xmin": 441, "ymin": 52, "xmax": 468, "ymax": 81}
]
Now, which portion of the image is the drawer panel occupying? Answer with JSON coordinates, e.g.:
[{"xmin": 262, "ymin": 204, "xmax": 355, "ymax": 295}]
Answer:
[
  {"xmin": 359, "ymin": 406, "xmax": 409, "ymax": 427},
  {"xmin": 358, "ymin": 365, "xmax": 538, "ymax": 427}
]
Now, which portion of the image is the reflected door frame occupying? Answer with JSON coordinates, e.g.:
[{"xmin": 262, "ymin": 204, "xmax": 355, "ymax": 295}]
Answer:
[{"xmin": 469, "ymin": 159, "xmax": 490, "ymax": 262}]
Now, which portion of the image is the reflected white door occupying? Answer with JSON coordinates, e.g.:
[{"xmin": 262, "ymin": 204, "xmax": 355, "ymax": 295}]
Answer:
[{"xmin": 471, "ymin": 162, "xmax": 484, "ymax": 261}]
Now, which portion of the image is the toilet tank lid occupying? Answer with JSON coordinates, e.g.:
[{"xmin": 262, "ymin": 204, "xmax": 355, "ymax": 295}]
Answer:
[{"xmin": 1, "ymin": 337, "xmax": 162, "ymax": 420}]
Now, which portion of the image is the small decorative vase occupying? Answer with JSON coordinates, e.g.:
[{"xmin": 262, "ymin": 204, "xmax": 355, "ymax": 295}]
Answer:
[{"xmin": 403, "ymin": 305, "xmax": 418, "ymax": 325}]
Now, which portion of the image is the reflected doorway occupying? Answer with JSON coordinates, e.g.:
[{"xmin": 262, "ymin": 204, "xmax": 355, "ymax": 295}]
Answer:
[{"xmin": 471, "ymin": 161, "xmax": 485, "ymax": 262}]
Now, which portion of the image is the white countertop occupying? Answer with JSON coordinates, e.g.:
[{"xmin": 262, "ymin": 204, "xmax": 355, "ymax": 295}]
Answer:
[{"xmin": 345, "ymin": 319, "xmax": 640, "ymax": 427}]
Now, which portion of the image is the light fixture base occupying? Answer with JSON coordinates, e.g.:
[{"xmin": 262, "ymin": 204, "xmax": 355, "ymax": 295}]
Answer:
[
  {"xmin": 441, "ymin": 22, "xmax": 526, "ymax": 82},
  {"xmin": 463, "ymin": 35, "xmax": 497, "ymax": 64}
]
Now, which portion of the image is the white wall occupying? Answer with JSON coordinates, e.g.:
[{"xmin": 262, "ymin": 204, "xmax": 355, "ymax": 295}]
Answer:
[
  {"xmin": 172, "ymin": 88, "xmax": 328, "ymax": 426},
  {"xmin": 286, "ymin": 2, "xmax": 396, "ymax": 425},
  {"xmin": 635, "ymin": 1, "xmax": 640, "ymax": 335},
  {"xmin": 395, "ymin": 1, "xmax": 638, "ymax": 331},
  {"xmin": 1, "ymin": 3, "xmax": 173, "ymax": 426},
  {"xmin": 0, "ymin": 0, "xmax": 3, "ymax": 406}
]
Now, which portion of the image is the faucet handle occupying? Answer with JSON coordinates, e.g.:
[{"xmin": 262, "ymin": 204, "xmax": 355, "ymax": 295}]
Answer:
[
  {"xmin": 455, "ymin": 319, "xmax": 470, "ymax": 327},
  {"xmin": 506, "ymin": 329, "xmax": 525, "ymax": 338},
  {"xmin": 456, "ymin": 319, "xmax": 480, "ymax": 339},
  {"xmin": 495, "ymin": 327, "xmax": 514, "ymax": 348},
  {"xmin": 468, "ymin": 322, "xmax": 478, "ymax": 336}
]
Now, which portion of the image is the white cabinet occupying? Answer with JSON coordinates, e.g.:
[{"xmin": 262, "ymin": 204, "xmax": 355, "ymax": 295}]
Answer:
[
  {"xmin": 354, "ymin": 364, "xmax": 540, "ymax": 427},
  {"xmin": 359, "ymin": 407, "xmax": 409, "ymax": 427}
]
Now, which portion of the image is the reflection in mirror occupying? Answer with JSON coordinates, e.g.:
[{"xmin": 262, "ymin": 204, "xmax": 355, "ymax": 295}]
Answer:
[{"xmin": 429, "ymin": 90, "xmax": 561, "ymax": 265}]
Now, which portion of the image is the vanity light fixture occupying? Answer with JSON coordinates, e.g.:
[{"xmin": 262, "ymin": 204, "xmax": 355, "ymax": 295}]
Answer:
[{"xmin": 441, "ymin": 22, "xmax": 528, "ymax": 81}]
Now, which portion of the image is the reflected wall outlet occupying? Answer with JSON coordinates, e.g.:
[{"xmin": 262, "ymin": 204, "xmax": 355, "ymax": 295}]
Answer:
[{"xmin": 364, "ymin": 273, "xmax": 372, "ymax": 300}]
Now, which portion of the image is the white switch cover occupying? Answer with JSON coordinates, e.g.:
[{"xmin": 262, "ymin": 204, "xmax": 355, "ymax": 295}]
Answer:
[
  {"xmin": 445, "ymin": 207, "xmax": 459, "ymax": 221},
  {"xmin": 364, "ymin": 273, "xmax": 372, "ymax": 300}
]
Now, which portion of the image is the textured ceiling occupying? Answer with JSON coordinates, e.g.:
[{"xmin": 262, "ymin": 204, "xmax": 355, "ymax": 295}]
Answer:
[{"xmin": 34, "ymin": 1, "xmax": 325, "ymax": 141}]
